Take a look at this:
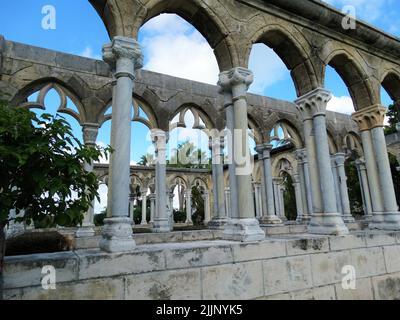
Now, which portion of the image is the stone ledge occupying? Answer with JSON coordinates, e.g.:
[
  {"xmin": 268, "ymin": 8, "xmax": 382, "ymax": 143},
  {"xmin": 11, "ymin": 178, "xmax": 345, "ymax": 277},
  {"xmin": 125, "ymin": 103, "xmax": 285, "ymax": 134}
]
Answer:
[{"xmin": 4, "ymin": 231, "xmax": 400, "ymax": 299}]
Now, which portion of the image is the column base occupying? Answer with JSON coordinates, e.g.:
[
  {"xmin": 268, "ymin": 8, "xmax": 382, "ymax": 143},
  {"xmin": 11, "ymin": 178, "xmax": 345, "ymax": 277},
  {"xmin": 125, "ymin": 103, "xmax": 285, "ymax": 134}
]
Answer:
[
  {"xmin": 140, "ymin": 221, "xmax": 148, "ymax": 226},
  {"xmin": 99, "ymin": 217, "xmax": 136, "ymax": 253},
  {"xmin": 297, "ymin": 215, "xmax": 311, "ymax": 224},
  {"xmin": 343, "ymin": 214, "xmax": 355, "ymax": 223},
  {"xmin": 75, "ymin": 223, "xmax": 95, "ymax": 238},
  {"xmin": 258, "ymin": 215, "xmax": 283, "ymax": 226},
  {"xmin": 308, "ymin": 213, "xmax": 349, "ymax": 235},
  {"xmin": 370, "ymin": 211, "xmax": 400, "ymax": 230},
  {"xmin": 222, "ymin": 218, "xmax": 265, "ymax": 242},
  {"xmin": 152, "ymin": 218, "xmax": 172, "ymax": 233},
  {"xmin": 208, "ymin": 218, "xmax": 228, "ymax": 230},
  {"xmin": 185, "ymin": 220, "xmax": 193, "ymax": 226}
]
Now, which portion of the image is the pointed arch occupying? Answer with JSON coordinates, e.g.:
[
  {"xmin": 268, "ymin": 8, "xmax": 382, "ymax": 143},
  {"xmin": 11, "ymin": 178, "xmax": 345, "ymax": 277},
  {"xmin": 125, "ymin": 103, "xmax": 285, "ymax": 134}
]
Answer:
[
  {"xmin": 381, "ymin": 70, "xmax": 400, "ymax": 103},
  {"xmin": 247, "ymin": 24, "xmax": 318, "ymax": 97},
  {"xmin": 324, "ymin": 49, "xmax": 375, "ymax": 110}
]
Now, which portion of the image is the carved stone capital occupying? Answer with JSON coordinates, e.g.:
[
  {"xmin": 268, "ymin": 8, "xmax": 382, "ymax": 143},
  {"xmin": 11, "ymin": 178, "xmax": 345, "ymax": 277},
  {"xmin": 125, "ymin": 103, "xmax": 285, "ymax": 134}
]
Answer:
[
  {"xmin": 209, "ymin": 136, "xmax": 225, "ymax": 153},
  {"xmin": 82, "ymin": 123, "xmax": 100, "ymax": 145},
  {"xmin": 351, "ymin": 104, "xmax": 387, "ymax": 131},
  {"xmin": 295, "ymin": 148, "xmax": 308, "ymax": 163},
  {"xmin": 334, "ymin": 152, "xmax": 346, "ymax": 166},
  {"xmin": 218, "ymin": 67, "xmax": 253, "ymax": 101},
  {"xmin": 102, "ymin": 36, "xmax": 143, "ymax": 79},
  {"xmin": 151, "ymin": 129, "xmax": 169, "ymax": 154},
  {"xmin": 295, "ymin": 87, "xmax": 332, "ymax": 120},
  {"xmin": 255, "ymin": 143, "xmax": 273, "ymax": 159}
]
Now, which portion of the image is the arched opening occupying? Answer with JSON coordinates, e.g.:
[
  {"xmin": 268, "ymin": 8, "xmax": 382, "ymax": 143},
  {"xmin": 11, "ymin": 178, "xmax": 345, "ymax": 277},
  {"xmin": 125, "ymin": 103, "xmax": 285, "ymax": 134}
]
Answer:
[
  {"xmin": 138, "ymin": 13, "xmax": 219, "ymax": 84},
  {"xmin": 168, "ymin": 106, "xmax": 211, "ymax": 169},
  {"xmin": 281, "ymin": 172, "xmax": 297, "ymax": 221},
  {"xmin": 324, "ymin": 52, "xmax": 373, "ymax": 111},
  {"xmin": 169, "ymin": 177, "xmax": 188, "ymax": 224},
  {"xmin": 248, "ymin": 27, "xmax": 312, "ymax": 100},
  {"xmin": 381, "ymin": 72, "xmax": 400, "ymax": 135}
]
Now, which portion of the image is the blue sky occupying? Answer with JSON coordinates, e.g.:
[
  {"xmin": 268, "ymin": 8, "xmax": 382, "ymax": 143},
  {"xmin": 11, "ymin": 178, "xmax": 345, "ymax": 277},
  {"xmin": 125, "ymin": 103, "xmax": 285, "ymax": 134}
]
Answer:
[{"xmin": 1, "ymin": 0, "xmax": 398, "ymax": 210}]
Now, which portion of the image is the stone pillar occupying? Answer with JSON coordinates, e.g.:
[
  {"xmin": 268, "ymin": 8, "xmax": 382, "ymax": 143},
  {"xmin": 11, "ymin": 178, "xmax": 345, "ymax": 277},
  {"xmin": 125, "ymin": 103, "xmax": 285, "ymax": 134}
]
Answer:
[
  {"xmin": 335, "ymin": 153, "xmax": 355, "ymax": 223},
  {"xmin": 218, "ymin": 67, "xmax": 264, "ymax": 241},
  {"xmin": 185, "ymin": 188, "xmax": 193, "ymax": 225},
  {"xmin": 279, "ymin": 186, "xmax": 286, "ymax": 221},
  {"xmin": 76, "ymin": 123, "xmax": 99, "ymax": 238},
  {"xmin": 295, "ymin": 88, "xmax": 348, "ymax": 235},
  {"xmin": 100, "ymin": 36, "xmax": 143, "ymax": 252},
  {"xmin": 353, "ymin": 105, "xmax": 400, "ymax": 230},
  {"xmin": 208, "ymin": 136, "xmax": 227, "ymax": 229},
  {"xmin": 129, "ymin": 196, "xmax": 135, "ymax": 224},
  {"xmin": 295, "ymin": 149, "xmax": 312, "ymax": 223},
  {"xmin": 140, "ymin": 189, "xmax": 148, "ymax": 225},
  {"xmin": 273, "ymin": 178, "xmax": 282, "ymax": 217},
  {"xmin": 355, "ymin": 159, "xmax": 373, "ymax": 220},
  {"xmin": 224, "ymin": 188, "xmax": 231, "ymax": 218},
  {"xmin": 168, "ymin": 192, "xmax": 174, "ymax": 227},
  {"xmin": 331, "ymin": 157, "xmax": 343, "ymax": 215},
  {"xmin": 203, "ymin": 192, "xmax": 211, "ymax": 224},
  {"xmin": 149, "ymin": 193, "xmax": 155, "ymax": 224},
  {"xmin": 152, "ymin": 130, "xmax": 171, "ymax": 232},
  {"xmin": 255, "ymin": 143, "xmax": 282, "ymax": 225},
  {"xmin": 292, "ymin": 174, "xmax": 304, "ymax": 223},
  {"xmin": 253, "ymin": 183, "xmax": 262, "ymax": 219}
]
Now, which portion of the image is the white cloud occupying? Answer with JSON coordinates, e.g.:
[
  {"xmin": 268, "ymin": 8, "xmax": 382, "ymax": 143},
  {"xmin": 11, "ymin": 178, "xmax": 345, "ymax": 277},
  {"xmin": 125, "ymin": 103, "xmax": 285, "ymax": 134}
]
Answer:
[
  {"xmin": 248, "ymin": 44, "xmax": 288, "ymax": 95},
  {"xmin": 79, "ymin": 46, "xmax": 102, "ymax": 60},
  {"xmin": 94, "ymin": 184, "xmax": 108, "ymax": 214},
  {"xmin": 141, "ymin": 14, "xmax": 219, "ymax": 85},
  {"xmin": 327, "ymin": 95, "xmax": 355, "ymax": 114}
]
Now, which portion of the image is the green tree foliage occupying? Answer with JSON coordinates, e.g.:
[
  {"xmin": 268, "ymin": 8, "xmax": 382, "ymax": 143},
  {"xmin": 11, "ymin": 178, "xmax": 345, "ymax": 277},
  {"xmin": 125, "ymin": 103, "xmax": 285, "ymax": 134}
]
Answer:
[
  {"xmin": 0, "ymin": 102, "xmax": 111, "ymax": 295},
  {"xmin": 191, "ymin": 186, "xmax": 205, "ymax": 225},
  {"xmin": 168, "ymin": 141, "xmax": 210, "ymax": 169},
  {"xmin": 384, "ymin": 103, "xmax": 400, "ymax": 135},
  {"xmin": 389, "ymin": 153, "xmax": 400, "ymax": 205}
]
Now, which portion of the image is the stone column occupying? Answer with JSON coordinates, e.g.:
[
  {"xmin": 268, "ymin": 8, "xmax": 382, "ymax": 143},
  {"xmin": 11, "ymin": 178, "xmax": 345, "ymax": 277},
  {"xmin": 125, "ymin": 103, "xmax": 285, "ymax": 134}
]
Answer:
[
  {"xmin": 100, "ymin": 36, "xmax": 143, "ymax": 252},
  {"xmin": 168, "ymin": 192, "xmax": 174, "ymax": 227},
  {"xmin": 224, "ymin": 187, "xmax": 231, "ymax": 218},
  {"xmin": 253, "ymin": 183, "xmax": 262, "ymax": 219},
  {"xmin": 353, "ymin": 105, "xmax": 400, "ymax": 230},
  {"xmin": 335, "ymin": 153, "xmax": 355, "ymax": 223},
  {"xmin": 355, "ymin": 159, "xmax": 373, "ymax": 220},
  {"xmin": 151, "ymin": 130, "xmax": 171, "ymax": 232},
  {"xmin": 255, "ymin": 143, "xmax": 282, "ymax": 225},
  {"xmin": 203, "ymin": 192, "xmax": 211, "ymax": 224},
  {"xmin": 295, "ymin": 88, "xmax": 348, "ymax": 235},
  {"xmin": 129, "ymin": 196, "xmax": 135, "ymax": 224},
  {"xmin": 279, "ymin": 186, "xmax": 286, "ymax": 221},
  {"xmin": 149, "ymin": 193, "xmax": 155, "ymax": 224},
  {"xmin": 218, "ymin": 67, "xmax": 264, "ymax": 241},
  {"xmin": 140, "ymin": 189, "xmax": 148, "ymax": 225},
  {"xmin": 273, "ymin": 178, "xmax": 282, "ymax": 217},
  {"xmin": 292, "ymin": 174, "xmax": 304, "ymax": 223},
  {"xmin": 76, "ymin": 123, "xmax": 99, "ymax": 238},
  {"xmin": 331, "ymin": 157, "xmax": 343, "ymax": 215},
  {"xmin": 295, "ymin": 149, "xmax": 312, "ymax": 223},
  {"xmin": 208, "ymin": 136, "xmax": 227, "ymax": 229},
  {"xmin": 185, "ymin": 189, "xmax": 193, "ymax": 225}
]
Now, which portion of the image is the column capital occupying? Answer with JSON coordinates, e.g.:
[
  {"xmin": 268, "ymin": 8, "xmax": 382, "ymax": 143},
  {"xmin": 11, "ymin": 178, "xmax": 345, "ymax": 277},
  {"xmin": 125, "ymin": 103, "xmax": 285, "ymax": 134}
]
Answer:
[
  {"xmin": 209, "ymin": 135, "xmax": 225, "ymax": 152},
  {"xmin": 82, "ymin": 123, "xmax": 100, "ymax": 145},
  {"xmin": 255, "ymin": 143, "xmax": 273, "ymax": 159},
  {"xmin": 355, "ymin": 157, "xmax": 366, "ymax": 169},
  {"xmin": 103, "ymin": 36, "xmax": 143, "ymax": 79},
  {"xmin": 292, "ymin": 174, "xmax": 300, "ymax": 184},
  {"xmin": 351, "ymin": 104, "xmax": 387, "ymax": 131},
  {"xmin": 148, "ymin": 193, "xmax": 156, "ymax": 201},
  {"xmin": 295, "ymin": 87, "xmax": 332, "ymax": 120},
  {"xmin": 295, "ymin": 148, "xmax": 308, "ymax": 163},
  {"xmin": 218, "ymin": 67, "xmax": 253, "ymax": 101},
  {"xmin": 334, "ymin": 152, "xmax": 346, "ymax": 166}
]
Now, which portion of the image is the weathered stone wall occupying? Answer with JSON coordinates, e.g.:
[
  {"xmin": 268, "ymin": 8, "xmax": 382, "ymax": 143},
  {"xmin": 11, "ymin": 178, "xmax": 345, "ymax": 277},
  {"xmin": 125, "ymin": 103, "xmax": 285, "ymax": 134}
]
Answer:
[{"xmin": 4, "ymin": 231, "xmax": 400, "ymax": 300}]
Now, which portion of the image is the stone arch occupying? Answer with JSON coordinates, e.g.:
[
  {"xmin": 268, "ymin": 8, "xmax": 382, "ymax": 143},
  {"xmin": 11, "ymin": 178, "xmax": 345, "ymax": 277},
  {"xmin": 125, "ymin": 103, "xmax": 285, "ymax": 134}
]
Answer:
[
  {"xmin": 169, "ymin": 104, "xmax": 215, "ymax": 131},
  {"xmin": 381, "ymin": 70, "xmax": 400, "ymax": 103},
  {"xmin": 323, "ymin": 49, "xmax": 375, "ymax": 110},
  {"xmin": 327, "ymin": 131, "xmax": 339, "ymax": 155},
  {"xmin": 93, "ymin": 0, "xmax": 239, "ymax": 71},
  {"xmin": 269, "ymin": 119, "xmax": 304, "ymax": 149},
  {"xmin": 191, "ymin": 177, "xmax": 209, "ymax": 191},
  {"xmin": 247, "ymin": 24, "xmax": 318, "ymax": 97},
  {"xmin": 168, "ymin": 176, "xmax": 189, "ymax": 193},
  {"xmin": 12, "ymin": 79, "xmax": 86, "ymax": 125},
  {"xmin": 344, "ymin": 132, "xmax": 364, "ymax": 159},
  {"xmin": 98, "ymin": 94, "xmax": 158, "ymax": 129},
  {"xmin": 272, "ymin": 153, "xmax": 298, "ymax": 178},
  {"xmin": 248, "ymin": 116, "xmax": 263, "ymax": 146}
]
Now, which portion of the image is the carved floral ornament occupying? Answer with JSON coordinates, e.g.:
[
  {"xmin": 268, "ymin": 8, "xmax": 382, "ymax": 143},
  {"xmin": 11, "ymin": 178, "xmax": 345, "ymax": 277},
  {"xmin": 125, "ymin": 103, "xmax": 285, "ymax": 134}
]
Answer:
[
  {"xmin": 295, "ymin": 87, "xmax": 332, "ymax": 120},
  {"xmin": 218, "ymin": 67, "xmax": 254, "ymax": 100},
  {"xmin": 351, "ymin": 104, "xmax": 387, "ymax": 131}
]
